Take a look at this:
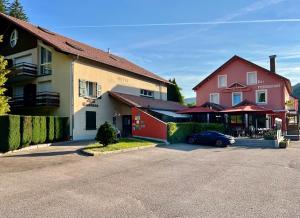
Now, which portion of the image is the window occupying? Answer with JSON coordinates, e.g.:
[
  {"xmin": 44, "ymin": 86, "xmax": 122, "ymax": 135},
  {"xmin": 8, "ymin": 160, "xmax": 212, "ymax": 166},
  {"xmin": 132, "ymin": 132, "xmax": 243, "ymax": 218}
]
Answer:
[
  {"xmin": 231, "ymin": 115, "xmax": 243, "ymax": 124},
  {"xmin": 79, "ymin": 80, "xmax": 101, "ymax": 98},
  {"xmin": 210, "ymin": 93, "xmax": 219, "ymax": 104},
  {"xmin": 256, "ymin": 90, "xmax": 267, "ymax": 104},
  {"xmin": 247, "ymin": 71, "xmax": 257, "ymax": 85},
  {"xmin": 86, "ymin": 111, "xmax": 96, "ymax": 130},
  {"xmin": 40, "ymin": 46, "xmax": 52, "ymax": 75},
  {"xmin": 218, "ymin": 75, "xmax": 227, "ymax": 88},
  {"xmin": 10, "ymin": 29, "xmax": 18, "ymax": 48},
  {"xmin": 140, "ymin": 89, "xmax": 154, "ymax": 98},
  {"xmin": 232, "ymin": 92, "xmax": 242, "ymax": 106}
]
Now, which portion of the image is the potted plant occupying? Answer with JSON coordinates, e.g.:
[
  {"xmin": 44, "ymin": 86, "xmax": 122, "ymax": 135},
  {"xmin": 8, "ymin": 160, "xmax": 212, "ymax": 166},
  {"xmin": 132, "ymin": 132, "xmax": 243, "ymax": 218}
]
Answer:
[{"xmin": 279, "ymin": 139, "xmax": 290, "ymax": 149}]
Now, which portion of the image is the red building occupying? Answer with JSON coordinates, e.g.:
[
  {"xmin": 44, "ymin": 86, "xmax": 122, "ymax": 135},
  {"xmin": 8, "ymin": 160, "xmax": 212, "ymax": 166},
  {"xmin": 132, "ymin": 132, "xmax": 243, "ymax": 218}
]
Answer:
[{"xmin": 181, "ymin": 55, "xmax": 298, "ymax": 138}]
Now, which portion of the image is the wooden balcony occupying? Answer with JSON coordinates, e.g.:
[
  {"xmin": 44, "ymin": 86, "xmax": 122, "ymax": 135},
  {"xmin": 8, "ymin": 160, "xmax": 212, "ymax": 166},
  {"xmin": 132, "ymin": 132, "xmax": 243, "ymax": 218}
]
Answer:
[
  {"xmin": 9, "ymin": 92, "xmax": 60, "ymax": 109},
  {"xmin": 7, "ymin": 62, "xmax": 38, "ymax": 82}
]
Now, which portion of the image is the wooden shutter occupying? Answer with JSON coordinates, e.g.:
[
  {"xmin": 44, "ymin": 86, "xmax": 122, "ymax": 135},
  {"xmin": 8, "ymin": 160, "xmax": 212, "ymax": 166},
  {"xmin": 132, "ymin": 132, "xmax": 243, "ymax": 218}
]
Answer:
[
  {"xmin": 79, "ymin": 79, "xmax": 86, "ymax": 97},
  {"xmin": 96, "ymin": 83, "xmax": 102, "ymax": 98}
]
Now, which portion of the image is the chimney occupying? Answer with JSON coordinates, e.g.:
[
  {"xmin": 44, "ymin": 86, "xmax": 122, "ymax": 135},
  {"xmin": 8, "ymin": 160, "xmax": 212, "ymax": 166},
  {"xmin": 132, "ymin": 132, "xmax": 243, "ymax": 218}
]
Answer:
[
  {"xmin": 269, "ymin": 55, "xmax": 276, "ymax": 73},
  {"xmin": 107, "ymin": 48, "xmax": 110, "ymax": 54}
]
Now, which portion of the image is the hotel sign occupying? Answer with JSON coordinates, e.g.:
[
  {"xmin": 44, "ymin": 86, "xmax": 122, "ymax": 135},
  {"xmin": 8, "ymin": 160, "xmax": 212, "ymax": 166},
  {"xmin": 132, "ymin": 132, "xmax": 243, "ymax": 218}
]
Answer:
[{"xmin": 257, "ymin": 84, "xmax": 280, "ymax": 89}]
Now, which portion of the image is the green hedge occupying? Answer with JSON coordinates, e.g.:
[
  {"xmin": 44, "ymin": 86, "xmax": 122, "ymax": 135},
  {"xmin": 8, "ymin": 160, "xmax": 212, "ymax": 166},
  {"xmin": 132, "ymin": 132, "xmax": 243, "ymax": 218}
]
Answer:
[
  {"xmin": 55, "ymin": 117, "xmax": 63, "ymax": 141},
  {"xmin": 40, "ymin": 116, "xmax": 47, "ymax": 144},
  {"xmin": 32, "ymin": 116, "xmax": 41, "ymax": 144},
  {"xmin": 167, "ymin": 122, "xmax": 225, "ymax": 144},
  {"xmin": 47, "ymin": 116, "xmax": 55, "ymax": 142},
  {"xmin": 0, "ymin": 115, "xmax": 21, "ymax": 152},
  {"xmin": 0, "ymin": 115, "xmax": 69, "ymax": 153},
  {"xmin": 21, "ymin": 116, "xmax": 32, "ymax": 147}
]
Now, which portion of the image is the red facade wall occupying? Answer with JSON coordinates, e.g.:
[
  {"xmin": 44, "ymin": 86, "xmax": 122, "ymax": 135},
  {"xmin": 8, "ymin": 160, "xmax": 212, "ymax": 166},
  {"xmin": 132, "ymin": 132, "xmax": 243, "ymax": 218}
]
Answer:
[
  {"xmin": 195, "ymin": 58, "xmax": 287, "ymax": 110},
  {"xmin": 131, "ymin": 107, "xmax": 167, "ymax": 141}
]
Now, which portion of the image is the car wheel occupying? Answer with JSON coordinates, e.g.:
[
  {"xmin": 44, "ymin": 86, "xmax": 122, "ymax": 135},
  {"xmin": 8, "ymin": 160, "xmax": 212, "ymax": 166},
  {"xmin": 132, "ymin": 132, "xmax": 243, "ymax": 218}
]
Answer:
[
  {"xmin": 188, "ymin": 137, "xmax": 195, "ymax": 144},
  {"xmin": 215, "ymin": 139, "xmax": 223, "ymax": 147}
]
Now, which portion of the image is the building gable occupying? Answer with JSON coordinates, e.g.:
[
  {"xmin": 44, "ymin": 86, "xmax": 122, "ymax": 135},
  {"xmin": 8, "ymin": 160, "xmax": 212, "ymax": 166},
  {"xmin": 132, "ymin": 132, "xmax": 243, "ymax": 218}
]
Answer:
[{"xmin": 0, "ymin": 16, "xmax": 37, "ymax": 56}]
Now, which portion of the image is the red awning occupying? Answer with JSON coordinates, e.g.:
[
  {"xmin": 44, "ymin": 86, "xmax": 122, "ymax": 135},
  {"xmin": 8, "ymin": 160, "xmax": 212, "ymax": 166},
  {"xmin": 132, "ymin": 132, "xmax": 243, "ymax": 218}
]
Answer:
[
  {"xmin": 221, "ymin": 104, "xmax": 273, "ymax": 113},
  {"xmin": 177, "ymin": 106, "xmax": 216, "ymax": 114}
]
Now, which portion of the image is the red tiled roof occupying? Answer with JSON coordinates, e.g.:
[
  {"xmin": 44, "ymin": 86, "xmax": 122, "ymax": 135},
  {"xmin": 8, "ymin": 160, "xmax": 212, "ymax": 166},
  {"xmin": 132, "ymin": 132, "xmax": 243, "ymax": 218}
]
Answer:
[
  {"xmin": 177, "ymin": 106, "xmax": 216, "ymax": 114},
  {"xmin": 0, "ymin": 13, "xmax": 169, "ymax": 84},
  {"xmin": 220, "ymin": 100, "xmax": 273, "ymax": 113},
  {"xmin": 109, "ymin": 91, "xmax": 187, "ymax": 111},
  {"xmin": 193, "ymin": 55, "xmax": 292, "ymax": 95}
]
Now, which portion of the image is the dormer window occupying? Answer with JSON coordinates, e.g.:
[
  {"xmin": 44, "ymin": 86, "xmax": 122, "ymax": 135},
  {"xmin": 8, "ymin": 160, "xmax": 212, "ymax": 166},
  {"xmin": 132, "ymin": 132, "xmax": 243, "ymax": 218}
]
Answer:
[
  {"xmin": 10, "ymin": 29, "xmax": 18, "ymax": 48},
  {"xmin": 218, "ymin": 75, "xmax": 227, "ymax": 88},
  {"xmin": 140, "ymin": 89, "xmax": 154, "ymax": 98}
]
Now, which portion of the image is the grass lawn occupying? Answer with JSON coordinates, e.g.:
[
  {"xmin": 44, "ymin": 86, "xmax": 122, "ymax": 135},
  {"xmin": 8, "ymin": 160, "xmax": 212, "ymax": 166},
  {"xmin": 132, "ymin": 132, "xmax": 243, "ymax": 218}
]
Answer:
[{"xmin": 83, "ymin": 138, "xmax": 159, "ymax": 154}]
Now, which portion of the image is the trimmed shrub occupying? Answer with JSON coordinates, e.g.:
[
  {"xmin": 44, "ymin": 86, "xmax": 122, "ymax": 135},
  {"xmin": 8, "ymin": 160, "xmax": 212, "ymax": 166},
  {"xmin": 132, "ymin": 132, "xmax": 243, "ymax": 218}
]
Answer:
[
  {"xmin": 95, "ymin": 122, "xmax": 117, "ymax": 146},
  {"xmin": 54, "ymin": 117, "xmax": 63, "ymax": 141},
  {"xmin": 40, "ymin": 116, "xmax": 47, "ymax": 144},
  {"xmin": 32, "ymin": 116, "xmax": 41, "ymax": 144},
  {"xmin": 167, "ymin": 122, "xmax": 225, "ymax": 144},
  {"xmin": 47, "ymin": 116, "xmax": 55, "ymax": 142},
  {"xmin": 0, "ymin": 115, "xmax": 21, "ymax": 152},
  {"xmin": 20, "ymin": 116, "xmax": 32, "ymax": 147},
  {"xmin": 263, "ymin": 130, "xmax": 278, "ymax": 140}
]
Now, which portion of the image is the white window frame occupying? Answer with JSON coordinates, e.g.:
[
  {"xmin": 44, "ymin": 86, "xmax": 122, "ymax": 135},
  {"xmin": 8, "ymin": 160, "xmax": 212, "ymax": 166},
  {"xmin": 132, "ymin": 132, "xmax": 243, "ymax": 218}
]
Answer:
[
  {"xmin": 10, "ymin": 29, "xmax": 18, "ymax": 48},
  {"xmin": 218, "ymin": 74, "xmax": 227, "ymax": 88},
  {"xmin": 79, "ymin": 79, "xmax": 101, "ymax": 99},
  {"xmin": 39, "ymin": 45, "xmax": 52, "ymax": 75},
  {"xmin": 232, "ymin": 92, "xmax": 243, "ymax": 106},
  {"xmin": 210, "ymin": 93, "xmax": 220, "ymax": 104},
  {"xmin": 140, "ymin": 89, "xmax": 154, "ymax": 98},
  {"xmin": 247, "ymin": 71, "xmax": 257, "ymax": 85},
  {"xmin": 256, "ymin": 89, "xmax": 268, "ymax": 104}
]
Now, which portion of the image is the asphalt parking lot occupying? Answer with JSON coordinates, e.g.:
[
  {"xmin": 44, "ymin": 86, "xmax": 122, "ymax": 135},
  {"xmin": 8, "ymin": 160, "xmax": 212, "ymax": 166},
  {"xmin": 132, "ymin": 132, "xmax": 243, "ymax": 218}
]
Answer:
[{"xmin": 0, "ymin": 142, "xmax": 300, "ymax": 218}]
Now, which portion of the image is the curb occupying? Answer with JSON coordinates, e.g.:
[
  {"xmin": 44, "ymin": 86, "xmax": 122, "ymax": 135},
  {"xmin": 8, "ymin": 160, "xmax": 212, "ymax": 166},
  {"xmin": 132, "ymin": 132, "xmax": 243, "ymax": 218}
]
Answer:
[
  {"xmin": 80, "ymin": 144, "xmax": 161, "ymax": 156},
  {"xmin": 0, "ymin": 140, "xmax": 74, "ymax": 156},
  {"xmin": 0, "ymin": 143, "xmax": 52, "ymax": 156}
]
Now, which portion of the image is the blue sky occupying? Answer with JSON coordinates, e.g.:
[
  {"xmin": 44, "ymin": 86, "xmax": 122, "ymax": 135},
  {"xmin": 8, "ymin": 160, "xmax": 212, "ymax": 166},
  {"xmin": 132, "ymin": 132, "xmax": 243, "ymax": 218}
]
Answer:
[{"xmin": 22, "ymin": 0, "xmax": 300, "ymax": 98}]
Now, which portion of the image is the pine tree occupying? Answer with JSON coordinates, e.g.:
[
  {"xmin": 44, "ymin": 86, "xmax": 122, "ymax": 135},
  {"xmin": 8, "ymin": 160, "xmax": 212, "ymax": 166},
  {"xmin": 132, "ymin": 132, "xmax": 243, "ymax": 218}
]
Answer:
[
  {"xmin": 167, "ymin": 78, "xmax": 184, "ymax": 104},
  {"xmin": 9, "ymin": 0, "xmax": 28, "ymax": 21},
  {"xmin": 0, "ymin": 0, "xmax": 9, "ymax": 14},
  {"xmin": 0, "ymin": 35, "xmax": 10, "ymax": 114}
]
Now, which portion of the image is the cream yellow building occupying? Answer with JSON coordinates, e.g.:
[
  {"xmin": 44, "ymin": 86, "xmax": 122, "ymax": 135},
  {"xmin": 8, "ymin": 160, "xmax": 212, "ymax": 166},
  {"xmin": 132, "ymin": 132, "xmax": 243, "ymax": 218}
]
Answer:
[{"xmin": 0, "ymin": 13, "xmax": 186, "ymax": 140}]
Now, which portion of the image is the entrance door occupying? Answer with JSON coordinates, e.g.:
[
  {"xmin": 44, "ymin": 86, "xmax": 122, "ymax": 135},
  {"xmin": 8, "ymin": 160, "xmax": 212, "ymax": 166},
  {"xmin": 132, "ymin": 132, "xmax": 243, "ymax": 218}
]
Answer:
[
  {"xmin": 23, "ymin": 84, "xmax": 36, "ymax": 106},
  {"xmin": 122, "ymin": 115, "xmax": 132, "ymax": 137}
]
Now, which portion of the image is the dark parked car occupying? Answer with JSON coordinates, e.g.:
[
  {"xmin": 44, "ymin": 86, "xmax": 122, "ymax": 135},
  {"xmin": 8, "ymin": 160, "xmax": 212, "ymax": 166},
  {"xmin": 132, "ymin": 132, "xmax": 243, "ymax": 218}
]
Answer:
[{"xmin": 187, "ymin": 131, "xmax": 235, "ymax": 147}]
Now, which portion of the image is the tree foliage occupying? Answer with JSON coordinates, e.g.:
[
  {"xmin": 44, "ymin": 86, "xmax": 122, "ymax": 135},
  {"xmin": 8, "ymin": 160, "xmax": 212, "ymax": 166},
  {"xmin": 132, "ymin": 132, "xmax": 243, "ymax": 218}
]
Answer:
[
  {"xmin": 0, "ymin": 35, "xmax": 10, "ymax": 115},
  {"xmin": 8, "ymin": 0, "xmax": 28, "ymax": 21},
  {"xmin": 0, "ymin": 0, "xmax": 9, "ymax": 14},
  {"xmin": 95, "ymin": 122, "xmax": 117, "ymax": 146},
  {"xmin": 167, "ymin": 78, "xmax": 184, "ymax": 104}
]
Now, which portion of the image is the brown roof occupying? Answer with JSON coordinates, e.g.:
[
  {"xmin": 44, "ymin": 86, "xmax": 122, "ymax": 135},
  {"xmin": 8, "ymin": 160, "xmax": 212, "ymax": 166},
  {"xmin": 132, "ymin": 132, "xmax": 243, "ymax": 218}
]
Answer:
[
  {"xmin": 193, "ymin": 55, "xmax": 292, "ymax": 95},
  {"xmin": 109, "ymin": 91, "xmax": 187, "ymax": 111},
  {"xmin": 0, "ymin": 13, "xmax": 169, "ymax": 84}
]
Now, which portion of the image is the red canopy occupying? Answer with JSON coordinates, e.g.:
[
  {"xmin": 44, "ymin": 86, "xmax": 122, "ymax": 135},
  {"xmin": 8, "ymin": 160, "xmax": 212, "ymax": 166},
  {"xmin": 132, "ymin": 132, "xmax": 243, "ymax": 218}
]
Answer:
[
  {"xmin": 221, "ymin": 104, "xmax": 273, "ymax": 113},
  {"xmin": 177, "ymin": 106, "xmax": 216, "ymax": 114}
]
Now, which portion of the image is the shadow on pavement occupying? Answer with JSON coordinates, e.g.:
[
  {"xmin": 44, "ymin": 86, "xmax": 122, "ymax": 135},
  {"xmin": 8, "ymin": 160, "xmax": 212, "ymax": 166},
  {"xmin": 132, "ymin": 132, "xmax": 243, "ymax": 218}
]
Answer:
[
  {"xmin": 157, "ymin": 143, "xmax": 225, "ymax": 152},
  {"xmin": 3, "ymin": 149, "xmax": 90, "ymax": 158}
]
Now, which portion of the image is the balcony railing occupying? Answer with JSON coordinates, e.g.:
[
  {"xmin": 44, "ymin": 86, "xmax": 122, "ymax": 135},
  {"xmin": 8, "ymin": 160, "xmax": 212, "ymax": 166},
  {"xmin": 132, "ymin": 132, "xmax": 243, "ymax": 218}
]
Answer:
[
  {"xmin": 9, "ymin": 92, "xmax": 60, "ymax": 108},
  {"xmin": 7, "ymin": 62, "xmax": 38, "ymax": 82}
]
